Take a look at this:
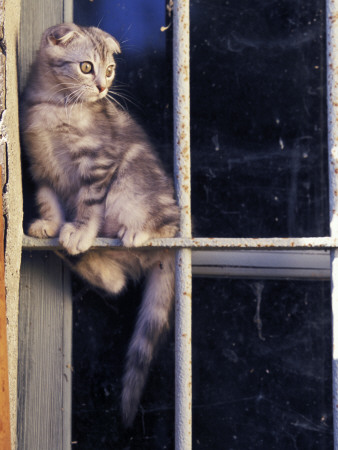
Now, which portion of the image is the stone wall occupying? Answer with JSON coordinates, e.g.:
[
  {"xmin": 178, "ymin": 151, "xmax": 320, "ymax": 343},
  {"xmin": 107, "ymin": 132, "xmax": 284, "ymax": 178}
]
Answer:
[{"xmin": 0, "ymin": 0, "xmax": 23, "ymax": 448}]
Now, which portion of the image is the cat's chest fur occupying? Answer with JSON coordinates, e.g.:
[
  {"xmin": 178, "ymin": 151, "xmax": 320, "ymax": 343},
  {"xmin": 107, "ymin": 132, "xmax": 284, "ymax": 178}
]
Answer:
[{"xmin": 29, "ymin": 102, "xmax": 114, "ymax": 194}]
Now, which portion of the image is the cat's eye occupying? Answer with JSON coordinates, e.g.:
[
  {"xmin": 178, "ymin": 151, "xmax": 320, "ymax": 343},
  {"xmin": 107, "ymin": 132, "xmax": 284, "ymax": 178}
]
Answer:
[
  {"xmin": 80, "ymin": 61, "xmax": 93, "ymax": 74},
  {"xmin": 106, "ymin": 64, "xmax": 115, "ymax": 78}
]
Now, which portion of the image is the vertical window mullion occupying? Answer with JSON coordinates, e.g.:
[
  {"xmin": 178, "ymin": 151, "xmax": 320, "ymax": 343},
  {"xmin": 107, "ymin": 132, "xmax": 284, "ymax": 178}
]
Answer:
[
  {"xmin": 327, "ymin": 1, "xmax": 338, "ymax": 448},
  {"xmin": 173, "ymin": 1, "xmax": 192, "ymax": 449}
]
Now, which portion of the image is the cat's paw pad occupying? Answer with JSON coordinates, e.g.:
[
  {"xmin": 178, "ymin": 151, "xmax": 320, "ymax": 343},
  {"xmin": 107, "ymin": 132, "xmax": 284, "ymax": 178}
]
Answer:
[
  {"xmin": 118, "ymin": 227, "xmax": 150, "ymax": 247},
  {"xmin": 59, "ymin": 223, "xmax": 94, "ymax": 255},
  {"xmin": 28, "ymin": 219, "xmax": 60, "ymax": 238}
]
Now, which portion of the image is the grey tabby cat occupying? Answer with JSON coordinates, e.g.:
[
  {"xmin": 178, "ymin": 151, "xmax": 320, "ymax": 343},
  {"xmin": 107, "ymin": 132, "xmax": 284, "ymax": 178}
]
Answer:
[{"xmin": 20, "ymin": 23, "xmax": 179, "ymax": 427}]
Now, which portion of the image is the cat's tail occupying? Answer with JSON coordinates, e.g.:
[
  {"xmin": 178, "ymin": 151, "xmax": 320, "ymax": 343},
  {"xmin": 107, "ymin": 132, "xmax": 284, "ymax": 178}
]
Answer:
[{"xmin": 121, "ymin": 250, "xmax": 175, "ymax": 427}]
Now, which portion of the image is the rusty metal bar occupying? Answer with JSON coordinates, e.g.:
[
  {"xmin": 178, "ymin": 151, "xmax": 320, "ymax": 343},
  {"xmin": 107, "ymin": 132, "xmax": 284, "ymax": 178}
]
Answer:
[
  {"xmin": 327, "ymin": 1, "xmax": 338, "ymax": 447},
  {"xmin": 173, "ymin": 5, "xmax": 191, "ymax": 237},
  {"xmin": 173, "ymin": 0, "xmax": 192, "ymax": 449},
  {"xmin": 22, "ymin": 234, "xmax": 338, "ymax": 250},
  {"xmin": 23, "ymin": 234, "xmax": 333, "ymax": 280},
  {"xmin": 174, "ymin": 249, "xmax": 192, "ymax": 449}
]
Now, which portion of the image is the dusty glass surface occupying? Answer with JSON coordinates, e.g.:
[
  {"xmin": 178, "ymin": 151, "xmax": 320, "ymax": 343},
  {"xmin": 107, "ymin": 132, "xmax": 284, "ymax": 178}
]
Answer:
[
  {"xmin": 72, "ymin": 1, "xmax": 332, "ymax": 449},
  {"xmin": 190, "ymin": 0, "xmax": 328, "ymax": 238},
  {"xmin": 72, "ymin": 279, "xmax": 332, "ymax": 449}
]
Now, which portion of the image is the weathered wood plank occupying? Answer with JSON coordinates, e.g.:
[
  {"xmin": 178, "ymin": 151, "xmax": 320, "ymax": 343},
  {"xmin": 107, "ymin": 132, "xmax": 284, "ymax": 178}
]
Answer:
[
  {"xmin": 18, "ymin": 0, "xmax": 63, "ymax": 91},
  {"xmin": 17, "ymin": 252, "xmax": 72, "ymax": 450},
  {"xmin": 18, "ymin": 1, "xmax": 73, "ymax": 448}
]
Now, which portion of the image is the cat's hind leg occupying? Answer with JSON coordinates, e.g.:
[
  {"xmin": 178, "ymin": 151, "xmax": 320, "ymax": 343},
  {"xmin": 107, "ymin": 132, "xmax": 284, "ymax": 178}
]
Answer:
[
  {"xmin": 28, "ymin": 185, "xmax": 64, "ymax": 237},
  {"xmin": 73, "ymin": 250, "xmax": 128, "ymax": 295}
]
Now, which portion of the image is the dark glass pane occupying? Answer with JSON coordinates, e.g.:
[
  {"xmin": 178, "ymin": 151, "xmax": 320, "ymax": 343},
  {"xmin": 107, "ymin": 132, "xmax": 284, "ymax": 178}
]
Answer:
[
  {"xmin": 72, "ymin": 279, "xmax": 332, "ymax": 449},
  {"xmin": 72, "ymin": 280, "xmax": 175, "ymax": 449},
  {"xmin": 190, "ymin": 0, "xmax": 328, "ymax": 237},
  {"xmin": 192, "ymin": 279, "xmax": 332, "ymax": 449}
]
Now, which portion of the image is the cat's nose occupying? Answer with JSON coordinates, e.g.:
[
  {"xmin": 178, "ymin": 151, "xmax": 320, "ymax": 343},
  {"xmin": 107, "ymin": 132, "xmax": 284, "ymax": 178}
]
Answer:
[{"xmin": 97, "ymin": 85, "xmax": 106, "ymax": 93}]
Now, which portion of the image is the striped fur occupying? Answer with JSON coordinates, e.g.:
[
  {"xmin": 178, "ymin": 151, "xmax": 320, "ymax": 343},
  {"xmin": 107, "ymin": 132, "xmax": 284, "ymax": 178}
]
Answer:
[{"xmin": 20, "ymin": 23, "xmax": 179, "ymax": 427}]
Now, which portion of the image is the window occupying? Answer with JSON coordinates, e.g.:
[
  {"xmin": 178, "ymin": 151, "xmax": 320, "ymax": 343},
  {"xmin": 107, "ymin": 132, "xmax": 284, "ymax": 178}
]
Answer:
[{"xmin": 18, "ymin": 0, "xmax": 335, "ymax": 449}]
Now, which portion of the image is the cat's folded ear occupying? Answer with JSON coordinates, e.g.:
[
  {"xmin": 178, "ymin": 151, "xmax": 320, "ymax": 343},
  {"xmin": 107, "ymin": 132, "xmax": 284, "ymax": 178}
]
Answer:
[
  {"xmin": 42, "ymin": 23, "xmax": 82, "ymax": 47},
  {"xmin": 100, "ymin": 30, "xmax": 121, "ymax": 55},
  {"xmin": 106, "ymin": 36, "xmax": 121, "ymax": 55}
]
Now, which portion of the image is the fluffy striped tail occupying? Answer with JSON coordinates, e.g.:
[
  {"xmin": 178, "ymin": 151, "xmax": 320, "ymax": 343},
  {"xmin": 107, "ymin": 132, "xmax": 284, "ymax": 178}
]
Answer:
[{"xmin": 121, "ymin": 252, "xmax": 175, "ymax": 427}]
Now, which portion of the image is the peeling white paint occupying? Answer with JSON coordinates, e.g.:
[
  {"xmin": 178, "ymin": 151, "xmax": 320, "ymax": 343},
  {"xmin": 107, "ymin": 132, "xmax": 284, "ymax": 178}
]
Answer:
[
  {"xmin": 1, "ymin": 0, "xmax": 23, "ymax": 448},
  {"xmin": 173, "ymin": 1, "xmax": 192, "ymax": 449},
  {"xmin": 327, "ymin": 1, "xmax": 338, "ymax": 448}
]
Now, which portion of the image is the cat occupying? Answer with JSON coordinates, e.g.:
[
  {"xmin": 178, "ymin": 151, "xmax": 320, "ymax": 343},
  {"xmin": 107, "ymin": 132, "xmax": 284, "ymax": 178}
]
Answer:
[{"xmin": 20, "ymin": 23, "xmax": 179, "ymax": 427}]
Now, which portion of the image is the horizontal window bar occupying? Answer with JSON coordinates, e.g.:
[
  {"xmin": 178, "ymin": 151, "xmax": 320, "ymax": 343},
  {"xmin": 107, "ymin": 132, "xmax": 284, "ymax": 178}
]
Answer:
[
  {"xmin": 193, "ymin": 250, "xmax": 330, "ymax": 280},
  {"xmin": 22, "ymin": 235, "xmax": 331, "ymax": 279},
  {"xmin": 22, "ymin": 234, "xmax": 338, "ymax": 250}
]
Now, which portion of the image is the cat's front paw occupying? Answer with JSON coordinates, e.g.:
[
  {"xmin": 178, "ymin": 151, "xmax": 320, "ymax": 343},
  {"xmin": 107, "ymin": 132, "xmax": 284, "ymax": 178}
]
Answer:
[
  {"xmin": 28, "ymin": 219, "xmax": 60, "ymax": 238},
  {"xmin": 118, "ymin": 226, "xmax": 150, "ymax": 247},
  {"xmin": 59, "ymin": 223, "xmax": 94, "ymax": 255}
]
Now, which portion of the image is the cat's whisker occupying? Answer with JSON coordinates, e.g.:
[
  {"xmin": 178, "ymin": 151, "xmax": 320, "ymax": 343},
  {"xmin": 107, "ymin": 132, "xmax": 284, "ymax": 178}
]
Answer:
[
  {"xmin": 46, "ymin": 84, "xmax": 80, "ymax": 103},
  {"xmin": 72, "ymin": 89, "xmax": 86, "ymax": 111},
  {"xmin": 116, "ymin": 24, "xmax": 132, "ymax": 47},
  {"xmin": 65, "ymin": 87, "xmax": 86, "ymax": 118},
  {"xmin": 109, "ymin": 85, "xmax": 136, "ymax": 98},
  {"xmin": 64, "ymin": 88, "xmax": 81, "ymax": 119},
  {"xmin": 108, "ymin": 89, "xmax": 140, "ymax": 111},
  {"xmin": 110, "ymin": 82, "xmax": 136, "ymax": 93},
  {"xmin": 116, "ymin": 25, "xmax": 142, "ymax": 55},
  {"xmin": 65, "ymin": 86, "xmax": 84, "ymax": 104},
  {"xmin": 109, "ymin": 88, "xmax": 136, "ymax": 101},
  {"xmin": 53, "ymin": 81, "xmax": 79, "ymax": 88},
  {"xmin": 96, "ymin": 16, "xmax": 104, "ymax": 29},
  {"xmin": 63, "ymin": 73, "xmax": 82, "ymax": 85},
  {"xmin": 47, "ymin": 83, "xmax": 75, "ymax": 94},
  {"xmin": 105, "ymin": 93, "xmax": 127, "ymax": 112},
  {"xmin": 111, "ymin": 81, "xmax": 131, "ymax": 88},
  {"xmin": 75, "ymin": 88, "xmax": 88, "ymax": 108},
  {"xmin": 44, "ymin": 80, "xmax": 83, "ymax": 105},
  {"xmin": 107, "ymin": 91, "xmax": 129, "ymax": 108}
]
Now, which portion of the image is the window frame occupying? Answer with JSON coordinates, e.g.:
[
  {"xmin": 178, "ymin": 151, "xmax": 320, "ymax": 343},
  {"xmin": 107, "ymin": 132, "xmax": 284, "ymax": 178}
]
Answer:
[{"xmin": 18, "ymin": 0, "xmax": 338, "ymax": 449}]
